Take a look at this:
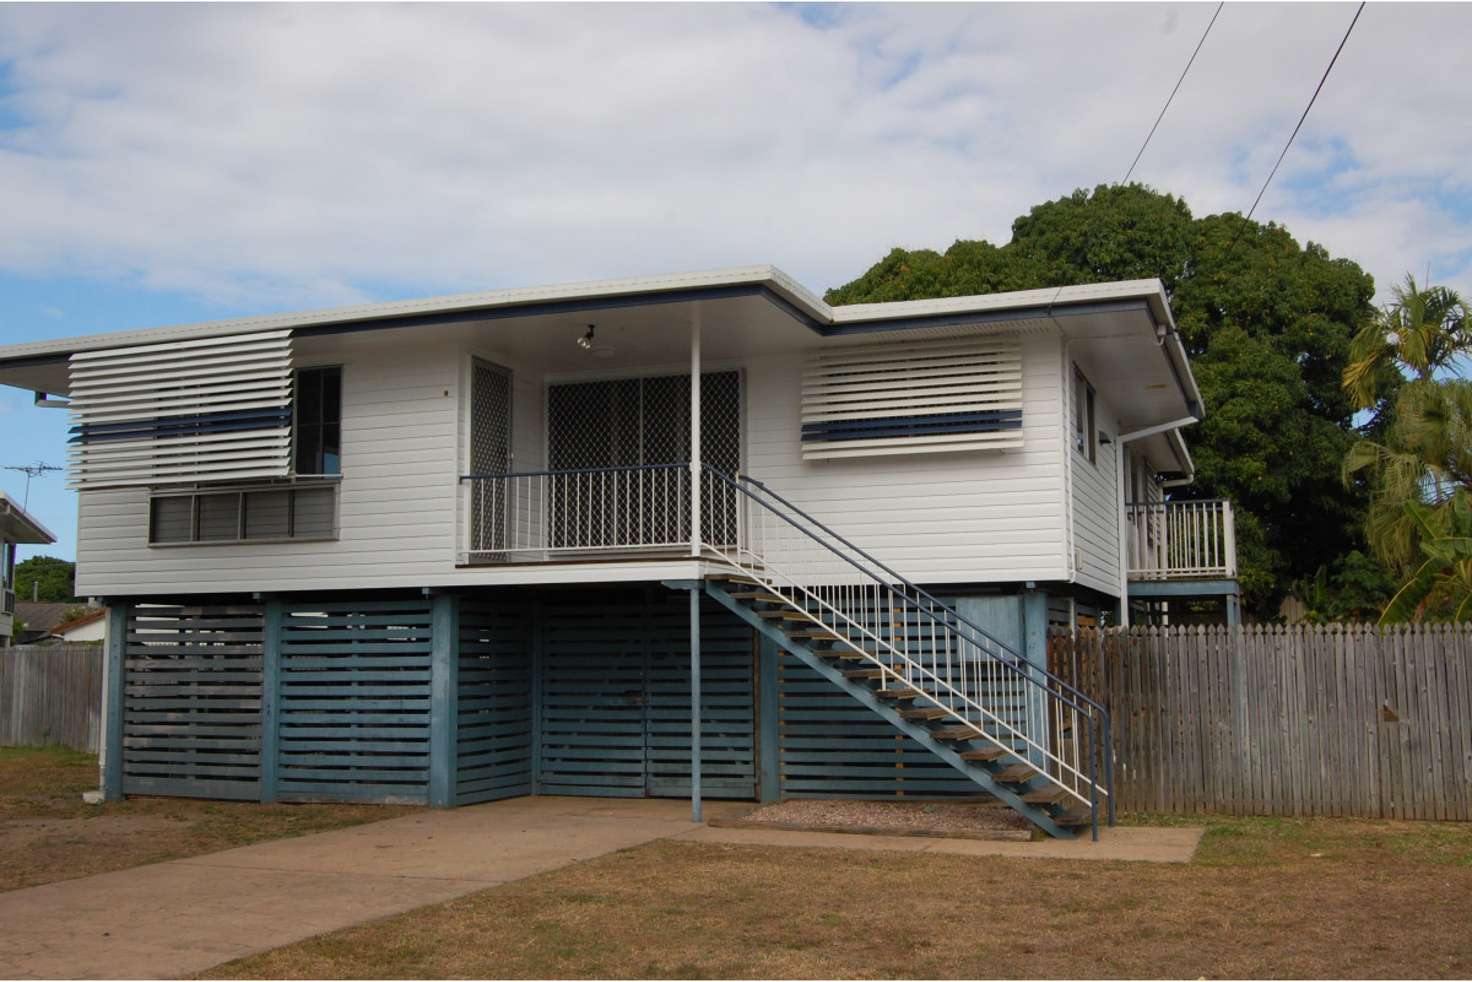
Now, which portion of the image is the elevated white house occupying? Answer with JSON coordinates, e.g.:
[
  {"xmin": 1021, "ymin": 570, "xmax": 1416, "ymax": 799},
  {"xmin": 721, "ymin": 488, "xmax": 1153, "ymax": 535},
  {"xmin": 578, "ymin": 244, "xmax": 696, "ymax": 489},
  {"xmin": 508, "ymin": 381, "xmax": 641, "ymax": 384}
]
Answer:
[
  {"xmin": 0, "ymin": 266, "xmax": 1236, "ymax": 838},
  {"xmin": 0, "ymin": 493, "xmax": 57, "ymax": 646}
]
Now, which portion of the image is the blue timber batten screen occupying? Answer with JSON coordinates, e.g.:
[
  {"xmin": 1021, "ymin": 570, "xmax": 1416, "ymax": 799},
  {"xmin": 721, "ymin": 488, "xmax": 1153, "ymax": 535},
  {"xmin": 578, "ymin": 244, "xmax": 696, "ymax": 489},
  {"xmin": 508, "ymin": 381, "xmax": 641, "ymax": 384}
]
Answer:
[
  {"xmin": 536, "ymin": 589, "xmax": 757, "ymax": 799},
  {"xmin": 456, "ymin": 598, "xmax": 534, "ymax": 805},
  {"xmin": 107, "ymin": 586, "xmax": 1010, "ymax": 807},
  {"xmin": 276, "ymin": 598, "xmax": 435, "ymax": 804},
  {"xmin": 120, "ymin": 603, "xmax": 267, "ymax": 800}
]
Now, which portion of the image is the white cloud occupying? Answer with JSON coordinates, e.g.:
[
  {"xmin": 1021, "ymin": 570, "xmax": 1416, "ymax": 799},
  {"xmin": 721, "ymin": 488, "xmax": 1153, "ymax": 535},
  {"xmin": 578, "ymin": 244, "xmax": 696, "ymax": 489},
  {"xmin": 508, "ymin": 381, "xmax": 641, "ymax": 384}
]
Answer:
[{"xmin": 0, "ymin": 2, "xmax": 1467, "ymax": 309}]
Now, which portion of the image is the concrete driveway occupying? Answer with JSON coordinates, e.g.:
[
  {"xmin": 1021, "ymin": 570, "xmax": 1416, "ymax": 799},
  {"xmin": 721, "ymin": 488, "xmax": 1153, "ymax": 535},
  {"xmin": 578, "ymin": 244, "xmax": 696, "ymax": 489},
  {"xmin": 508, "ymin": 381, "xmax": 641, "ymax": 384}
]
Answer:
[{"xmin": 0, "ymin": 796, "xmax": 745, "ymax": 980}]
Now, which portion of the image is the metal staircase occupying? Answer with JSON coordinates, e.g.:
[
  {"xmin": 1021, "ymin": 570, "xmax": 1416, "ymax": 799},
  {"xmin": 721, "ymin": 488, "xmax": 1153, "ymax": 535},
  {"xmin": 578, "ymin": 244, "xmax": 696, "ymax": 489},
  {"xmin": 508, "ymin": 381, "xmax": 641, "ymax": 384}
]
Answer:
[{"xmin": 697, "ymin": 466, "xmax": 1114, "ymax": 839}]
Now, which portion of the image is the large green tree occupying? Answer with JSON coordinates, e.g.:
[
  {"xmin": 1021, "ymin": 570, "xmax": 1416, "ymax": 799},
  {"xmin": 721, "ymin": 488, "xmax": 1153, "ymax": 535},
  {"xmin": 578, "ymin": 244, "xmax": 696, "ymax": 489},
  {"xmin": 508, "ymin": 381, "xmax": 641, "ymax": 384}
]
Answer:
[
  {"xmin": 826, "ymin": 184, "xmax": 1379, "ymax": 614},
  {"xmin": 13, "ymin": 555, "xmax": 78, "ymax": 604}
]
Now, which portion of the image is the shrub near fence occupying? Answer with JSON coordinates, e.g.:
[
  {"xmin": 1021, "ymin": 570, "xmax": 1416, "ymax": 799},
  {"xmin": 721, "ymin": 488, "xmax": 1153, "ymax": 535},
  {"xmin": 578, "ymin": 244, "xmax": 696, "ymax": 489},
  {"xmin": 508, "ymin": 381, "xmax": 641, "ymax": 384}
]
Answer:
[
  {"xmin": 1, "ymin": 644, "xmax": 104, "ymax": 753},
  {"xmin": 1050, "ymin": 624, "xmax": 1472, "ymax": 821}
]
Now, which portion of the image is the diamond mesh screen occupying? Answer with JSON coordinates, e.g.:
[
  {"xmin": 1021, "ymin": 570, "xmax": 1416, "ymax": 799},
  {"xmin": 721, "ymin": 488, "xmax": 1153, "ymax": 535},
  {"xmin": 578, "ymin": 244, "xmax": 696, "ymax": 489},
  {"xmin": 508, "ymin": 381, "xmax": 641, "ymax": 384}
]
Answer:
[
  {"xmin": 545, "ymin": 371, "xmax": 741, "ymax": 547},
  {"xmin": 547, "ymin": 371, "xmax": 739, "ymax": 472},
  {"xmin": 470, "ymin": 360, "xmax": 512, "ymax": 550}
]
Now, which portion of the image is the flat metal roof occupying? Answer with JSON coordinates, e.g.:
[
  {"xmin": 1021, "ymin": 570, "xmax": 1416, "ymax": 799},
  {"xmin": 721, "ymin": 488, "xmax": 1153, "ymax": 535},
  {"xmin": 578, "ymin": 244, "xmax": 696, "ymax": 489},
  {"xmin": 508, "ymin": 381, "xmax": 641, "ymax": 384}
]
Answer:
[
  {"xmin": 0, "ymin": 264, "xmax": 1201, "ymax": 420},
  {"xmin": 0, "ymin": 492, "xmax": 57, "ymax": 545}
]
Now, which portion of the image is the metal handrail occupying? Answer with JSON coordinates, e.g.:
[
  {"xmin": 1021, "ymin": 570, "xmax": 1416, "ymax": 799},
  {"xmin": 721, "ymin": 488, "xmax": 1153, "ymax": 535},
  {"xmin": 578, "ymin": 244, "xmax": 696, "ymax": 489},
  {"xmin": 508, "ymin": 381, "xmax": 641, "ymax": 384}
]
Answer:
[
  {"xmin": 702, "ymin": 465, "xmax": 1111, "ymax": 831},
  {"xmin": 734, "ymin": 471, "xmax": 1109, "ymax": 719}
]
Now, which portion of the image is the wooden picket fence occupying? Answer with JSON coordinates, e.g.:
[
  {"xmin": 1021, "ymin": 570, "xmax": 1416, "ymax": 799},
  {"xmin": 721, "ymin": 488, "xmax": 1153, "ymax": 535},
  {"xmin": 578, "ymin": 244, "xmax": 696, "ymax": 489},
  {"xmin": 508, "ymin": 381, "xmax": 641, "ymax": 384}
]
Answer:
[
  {"xmin": 1050, "ymin": 624, "xmax": 1472, "ymax": 821},
  {"xmin": 1, "ymin": 644, "xmax": 105, "ymax": 753}
]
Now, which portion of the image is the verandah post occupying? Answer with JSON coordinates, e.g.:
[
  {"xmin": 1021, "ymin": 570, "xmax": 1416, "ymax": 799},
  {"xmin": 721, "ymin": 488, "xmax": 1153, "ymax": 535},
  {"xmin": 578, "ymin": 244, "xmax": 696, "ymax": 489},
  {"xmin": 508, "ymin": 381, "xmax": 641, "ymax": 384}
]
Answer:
[
  {"xmin": 429, "ymin": 592, "xmax": 461, "ymax": 808},
  {"xmin": 758, "ymin": 634, "xmax": 780, "ymax": 803},
  {"xmin": 689, "ymin": 314, "xmax": 702, "ymax": 557},
  {"xmin": 101, "ymin": 601, "xmax": 127, "ymax": 800},
  {"xmin": 689, "ymin": 585, "xmax": 702, "ymax": 823},
  {"xmin": 1021, "ymin": 587, "xmax": 1049, "ymax": 765}
]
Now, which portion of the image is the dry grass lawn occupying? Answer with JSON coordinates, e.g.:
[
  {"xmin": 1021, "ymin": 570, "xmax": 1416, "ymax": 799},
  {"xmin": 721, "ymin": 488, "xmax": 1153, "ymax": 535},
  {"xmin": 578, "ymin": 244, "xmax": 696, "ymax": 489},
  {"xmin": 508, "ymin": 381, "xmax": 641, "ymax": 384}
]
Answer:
[
  {"xmin": 205, "ymin": 811, "xmax": 1472, "ymax": 979},
  {"xmin": 0, "ymin": 745, "xmax": 412, "ymax": 892}
]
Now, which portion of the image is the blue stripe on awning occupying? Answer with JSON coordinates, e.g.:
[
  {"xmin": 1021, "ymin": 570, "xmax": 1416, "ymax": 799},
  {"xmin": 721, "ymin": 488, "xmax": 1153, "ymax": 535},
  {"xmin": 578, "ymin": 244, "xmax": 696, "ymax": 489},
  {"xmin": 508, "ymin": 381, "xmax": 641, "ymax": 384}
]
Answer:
[
  {"xmin": 69, "ymin": 407, "xmax": 292, "ymax": 444},
  {"xmin": 801, "ymin": 409, "xmax": 1022, "ymax": 443}
]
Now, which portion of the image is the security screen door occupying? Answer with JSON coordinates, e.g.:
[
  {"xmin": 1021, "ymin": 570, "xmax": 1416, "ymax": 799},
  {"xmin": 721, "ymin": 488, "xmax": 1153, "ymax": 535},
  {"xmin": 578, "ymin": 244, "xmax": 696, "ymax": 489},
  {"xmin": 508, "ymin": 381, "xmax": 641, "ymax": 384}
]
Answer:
[
  {"xmin": 470, "ymin": 359, "xmax": 513, "ymax": 555},
  {"xmin": 544, "ymin": 371, "xmax": 741, "ymax": 551}
]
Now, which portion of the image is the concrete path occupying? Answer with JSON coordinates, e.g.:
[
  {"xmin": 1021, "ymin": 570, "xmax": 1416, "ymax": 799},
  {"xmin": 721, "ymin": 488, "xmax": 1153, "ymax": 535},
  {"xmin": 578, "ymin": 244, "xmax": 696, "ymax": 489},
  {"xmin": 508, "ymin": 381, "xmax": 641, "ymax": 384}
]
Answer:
[
  {"xmin": 0, "ymin": 798, "xmax": 1201, "ymax": 979},
  {"xmin": 0, "ymin": 797, "xmax": 745, "ymax": 980},
  {"xmin": 679, "ymin": 822, "xmax": 1205, "ymax": 863}
]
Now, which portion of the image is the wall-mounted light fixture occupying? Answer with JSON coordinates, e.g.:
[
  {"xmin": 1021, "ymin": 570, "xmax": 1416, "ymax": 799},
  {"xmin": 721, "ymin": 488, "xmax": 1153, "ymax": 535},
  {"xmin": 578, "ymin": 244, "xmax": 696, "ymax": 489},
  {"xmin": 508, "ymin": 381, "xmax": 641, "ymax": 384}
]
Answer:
[{"xmin": 577, "ymin": 324, "xmax": 596, "ymax": 350}]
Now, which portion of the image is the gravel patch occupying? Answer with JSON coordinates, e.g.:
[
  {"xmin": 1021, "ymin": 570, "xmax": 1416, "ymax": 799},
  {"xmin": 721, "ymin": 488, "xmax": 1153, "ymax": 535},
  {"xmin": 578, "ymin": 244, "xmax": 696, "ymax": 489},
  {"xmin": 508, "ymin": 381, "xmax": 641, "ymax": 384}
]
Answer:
[{"xmin": 730, "ymin": 799, "xmax": 1032, "ymax": 840}]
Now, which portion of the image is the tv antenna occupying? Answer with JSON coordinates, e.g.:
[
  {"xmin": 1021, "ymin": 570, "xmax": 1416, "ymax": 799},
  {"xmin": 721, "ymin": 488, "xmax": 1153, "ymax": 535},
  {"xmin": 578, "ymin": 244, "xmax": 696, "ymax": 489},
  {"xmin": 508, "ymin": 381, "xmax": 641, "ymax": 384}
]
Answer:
[{"xmin": 3, "ymin": 462, "xmax": 63, "ymax": 511}]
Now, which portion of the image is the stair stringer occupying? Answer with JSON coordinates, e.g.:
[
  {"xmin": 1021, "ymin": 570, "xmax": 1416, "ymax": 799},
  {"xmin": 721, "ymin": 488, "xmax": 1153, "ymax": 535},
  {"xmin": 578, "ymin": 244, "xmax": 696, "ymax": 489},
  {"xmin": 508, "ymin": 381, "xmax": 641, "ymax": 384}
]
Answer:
[{"xmin": 701, "ymin": 580, "xmax": 1074, "ymax": 839}]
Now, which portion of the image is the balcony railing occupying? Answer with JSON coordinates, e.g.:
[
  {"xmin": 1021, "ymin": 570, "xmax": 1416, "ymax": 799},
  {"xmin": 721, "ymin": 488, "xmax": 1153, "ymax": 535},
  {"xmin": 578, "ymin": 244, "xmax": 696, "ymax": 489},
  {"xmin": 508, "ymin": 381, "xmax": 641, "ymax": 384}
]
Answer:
[
  {"xmin": 459, "ymin": 463, "xmax": 739, "ymax": 564},
  {"xmin": 1126, "ymin": 499, "xmax": 1237, "ymax": 581}
]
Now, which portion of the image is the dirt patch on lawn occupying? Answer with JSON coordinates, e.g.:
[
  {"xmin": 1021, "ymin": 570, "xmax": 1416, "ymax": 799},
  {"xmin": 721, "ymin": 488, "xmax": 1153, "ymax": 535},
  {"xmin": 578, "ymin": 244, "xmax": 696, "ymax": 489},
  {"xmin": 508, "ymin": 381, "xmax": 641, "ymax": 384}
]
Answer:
[
  {"xmin": 0, "ymin": 746, "xmax": 413, "ymax": 892},
  {"xmin": 723, "ymin": 798, "xmax": 1032, "ymax": 840},
  {"xmin": 2, "ymin": 814, "xmax": 177, "ymax": 849}
]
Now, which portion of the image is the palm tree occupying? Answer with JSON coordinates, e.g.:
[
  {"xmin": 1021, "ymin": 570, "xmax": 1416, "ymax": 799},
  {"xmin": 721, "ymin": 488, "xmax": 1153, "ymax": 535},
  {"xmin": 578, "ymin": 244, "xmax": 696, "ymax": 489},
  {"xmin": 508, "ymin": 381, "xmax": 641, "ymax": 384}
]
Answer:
[
  {"xmin": 1342, "ymin": 274, "xmax": 1471, "ymax": 411},
  {"xmin": 1380, "ymin": 491, "xmax": 1472, "ymax": 622},
  {"xmin": 1341, "ymin": 275, "xmax": 1472, "ymax": 580},
  {"xmin": 1344, "ymin": 380, "xmax": 1472, "ymax": 571}
]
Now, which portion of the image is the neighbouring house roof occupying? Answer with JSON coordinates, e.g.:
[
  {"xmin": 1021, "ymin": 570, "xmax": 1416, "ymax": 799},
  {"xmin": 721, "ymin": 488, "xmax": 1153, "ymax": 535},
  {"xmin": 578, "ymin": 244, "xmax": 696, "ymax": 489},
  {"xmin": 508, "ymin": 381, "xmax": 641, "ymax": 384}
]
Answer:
[
  {"xmin": 0, "ymin": 493, "xmax": 56, "ymax": 546},
  {"xmin": 52, "ymin": 607, "xmax": 106, "ymax": 637},
  {"xmin": 13, "ymin": 602, "xmax": 80, "ymax": 638}
]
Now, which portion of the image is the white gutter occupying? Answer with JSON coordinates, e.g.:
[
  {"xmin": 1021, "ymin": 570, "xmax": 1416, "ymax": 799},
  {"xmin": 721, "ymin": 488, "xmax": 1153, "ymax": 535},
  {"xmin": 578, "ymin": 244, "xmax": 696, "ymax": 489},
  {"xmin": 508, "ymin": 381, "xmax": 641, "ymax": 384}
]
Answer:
[{"xmin": 1119, "ymin": 416, "xmax": 1199, "ymax": 445}]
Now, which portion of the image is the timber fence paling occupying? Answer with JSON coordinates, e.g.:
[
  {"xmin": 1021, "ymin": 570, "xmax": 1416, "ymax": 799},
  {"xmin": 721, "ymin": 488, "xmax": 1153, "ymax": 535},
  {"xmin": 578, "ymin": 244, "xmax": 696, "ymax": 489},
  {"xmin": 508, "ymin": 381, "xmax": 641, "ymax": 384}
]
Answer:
[
  {"xmin": 1052, "ymin": 622, "xmax": 1472, "ymax": 821},
  {"xmin": 0, "ymin": 645, "xmax": 104, "ymax": 753}
]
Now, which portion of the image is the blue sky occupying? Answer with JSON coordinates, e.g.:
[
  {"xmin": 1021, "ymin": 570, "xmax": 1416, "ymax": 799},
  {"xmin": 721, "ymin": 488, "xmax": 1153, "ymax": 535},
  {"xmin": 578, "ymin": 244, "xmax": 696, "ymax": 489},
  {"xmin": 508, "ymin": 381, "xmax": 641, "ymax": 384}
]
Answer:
[{"xmin": 1, "ymin": 2, "xmax": 1469, "ymax": 571}]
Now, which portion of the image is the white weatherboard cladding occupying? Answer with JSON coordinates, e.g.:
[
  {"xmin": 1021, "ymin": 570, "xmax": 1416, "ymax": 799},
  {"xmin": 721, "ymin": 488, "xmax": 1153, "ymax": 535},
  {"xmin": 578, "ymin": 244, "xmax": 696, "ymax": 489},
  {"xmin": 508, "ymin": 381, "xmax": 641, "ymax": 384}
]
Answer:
[
  {"xmin": 67, "ymin": 331, "xmax": 294, "ymax": 489},
  {"xmin": 1067, "ymin": 377, "xmax": 1123, "ymax": 597},
  {"xmin": 800, "ymin": 336, "xmax": 1023, "ymax": 460},
  {"xmin": 76, "ymin": 338, "xmax": 461, "ymax": 595},
  {"xmin": 74, "ymin": 330, "xmax": 1075, "ymax": 596},
  {"xmin": 747, "ymin": 333, "xmax": 1067, "ymax": 585}
]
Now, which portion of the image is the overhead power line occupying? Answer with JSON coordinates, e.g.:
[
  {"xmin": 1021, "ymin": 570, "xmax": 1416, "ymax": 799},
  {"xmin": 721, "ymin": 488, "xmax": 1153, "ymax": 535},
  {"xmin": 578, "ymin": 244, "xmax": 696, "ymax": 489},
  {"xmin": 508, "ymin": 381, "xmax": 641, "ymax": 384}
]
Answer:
[
  {"xmin": 1122, "ymin": 1, "xmax": 1225, "ymax": 185},
  {"xmin": 1244, "ymin": 0, "xmax": 1366, "ymax": 222}
]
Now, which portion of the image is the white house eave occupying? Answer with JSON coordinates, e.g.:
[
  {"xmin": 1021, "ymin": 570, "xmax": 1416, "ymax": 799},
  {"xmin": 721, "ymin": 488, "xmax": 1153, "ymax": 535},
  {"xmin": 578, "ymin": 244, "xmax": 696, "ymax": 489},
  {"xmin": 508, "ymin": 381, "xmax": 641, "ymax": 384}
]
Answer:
[
  {"xmin": 0, "ymin": 492, "xmax": 57, "ymax": 545},
  {"xmin": 829, "ymin": 278, "xmax": 1170, "ymax": 324},
  {"xmin": 0, "ymin": 268, "xmax": 1203, "ymax": 421},
  {"xmin": 0, "ymin": 266, "xmax": 828, "ymax": 364}
]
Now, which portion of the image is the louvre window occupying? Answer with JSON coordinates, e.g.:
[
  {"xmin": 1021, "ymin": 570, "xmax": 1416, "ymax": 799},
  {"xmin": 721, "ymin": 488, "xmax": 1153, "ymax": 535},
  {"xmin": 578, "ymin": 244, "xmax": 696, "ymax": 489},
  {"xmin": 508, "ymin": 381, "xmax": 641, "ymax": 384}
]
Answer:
[
  {"xmin": 149, "ymin": 485, "xmax": 337, "ymax": 545},
  {"xmin": 801, "ymin": 336, "xmax": 1024, "ymax": 460},
  {"xmin": 67, "ymin": 329, "xmax": 294, "ymax": 489}
]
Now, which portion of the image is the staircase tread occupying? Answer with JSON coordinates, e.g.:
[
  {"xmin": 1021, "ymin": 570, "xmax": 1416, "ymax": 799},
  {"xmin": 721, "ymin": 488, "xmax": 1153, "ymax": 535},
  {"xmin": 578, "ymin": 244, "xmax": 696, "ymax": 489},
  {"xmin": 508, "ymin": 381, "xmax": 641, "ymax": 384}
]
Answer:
[
  {"xmin": 877, "ymin": 689, "xmax": 920, "ymax": 701},
  {"xmin": 900, "ymin": 706, "xmax": 951, "ymax": 720},
  {"xmin": 959, "ymin": 747, "xmax": 1011, "ymax": 761},
  {"xmin": 994, "ymin": 764, "xmax": 1039, "ymax": 783}
]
